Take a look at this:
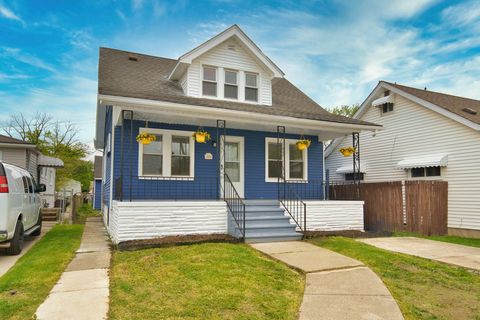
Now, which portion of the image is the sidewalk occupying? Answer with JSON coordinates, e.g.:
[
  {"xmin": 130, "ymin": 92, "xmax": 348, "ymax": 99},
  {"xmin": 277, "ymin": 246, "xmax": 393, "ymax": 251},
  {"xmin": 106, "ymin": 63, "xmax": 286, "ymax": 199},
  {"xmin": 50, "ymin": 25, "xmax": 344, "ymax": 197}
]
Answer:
[
  {"xmin": 36, "ymin": 217, "xmax": 110, "ymax": 320},
  {"xmin": 252, "ymin": 241, "xmax": 403, "ymax": 320},
  {"xmin": 359, "ymin": 237, "xmax": 480, "ymax": 270},
  {"xmin": 0, "ymin": 221, "xmax": 55, "ymax": 278}
]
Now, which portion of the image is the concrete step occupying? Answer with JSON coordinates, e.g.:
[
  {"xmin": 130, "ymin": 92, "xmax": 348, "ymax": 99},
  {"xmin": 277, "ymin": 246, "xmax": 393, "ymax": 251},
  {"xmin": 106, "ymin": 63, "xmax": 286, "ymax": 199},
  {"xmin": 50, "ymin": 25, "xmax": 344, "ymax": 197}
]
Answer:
[
  {"xmin": 243, "ymin": 200, "xmax": 280, "ymax": 206},
  {"xmin": 245, "ymin": 231, "xmax": 303, "ymax": 243},
  {"xmin": 243, "ymin": 225, "xmax": 298, "ymax": 235},
  {"xmin": 245, "ymin": 219, "xmax": 294, "ymax": 228},
  {"xmin": 245, "ymin": 206, "xmax": 283, "ymax": 212}
]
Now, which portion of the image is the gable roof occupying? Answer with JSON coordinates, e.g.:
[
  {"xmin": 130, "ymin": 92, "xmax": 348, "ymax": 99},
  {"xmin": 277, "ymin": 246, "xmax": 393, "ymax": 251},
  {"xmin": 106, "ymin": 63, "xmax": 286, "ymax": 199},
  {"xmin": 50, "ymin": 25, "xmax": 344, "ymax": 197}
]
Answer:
[
  {"xmin": 0, "ymin": 134, "xmax": 35, "ymax": 146},
  {"xmin": 383, "ymin": 81, "xmax": 480, "ymax": 125},
  {"xmin": 38, "ymin": 154, "xmax": 64, "ymax": 168},
  {"xmin": 98, "ymin": 47, "xmax": 377, "ymax": 127},
  {"xmin": 325, "ymin": 81, "xmax": 480, "ymax": 157},
  {"xmin": 169, "ymin": 25, "xmax": 284, "ymax": 80}
]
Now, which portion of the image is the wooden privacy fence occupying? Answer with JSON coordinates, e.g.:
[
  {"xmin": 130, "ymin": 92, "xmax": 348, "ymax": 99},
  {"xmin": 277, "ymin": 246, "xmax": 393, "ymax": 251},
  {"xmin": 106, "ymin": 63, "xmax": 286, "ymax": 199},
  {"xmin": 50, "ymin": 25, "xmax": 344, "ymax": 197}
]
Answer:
[{"xmin": 330, "ymin": 180, "xmax": 448, "ymax": 235}]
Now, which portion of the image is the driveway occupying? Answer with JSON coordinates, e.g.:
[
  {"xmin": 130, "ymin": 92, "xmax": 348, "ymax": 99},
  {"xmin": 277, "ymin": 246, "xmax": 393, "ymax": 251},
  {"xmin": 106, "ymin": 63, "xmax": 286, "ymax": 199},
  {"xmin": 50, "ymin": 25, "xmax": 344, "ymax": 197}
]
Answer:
[
  {"xmin": 0, "ymin": 222, "xmax": 55, "ymax": 277},
  {"xmin": 359, "ymin": 237, "xmax": 480, "ymax": 270}
]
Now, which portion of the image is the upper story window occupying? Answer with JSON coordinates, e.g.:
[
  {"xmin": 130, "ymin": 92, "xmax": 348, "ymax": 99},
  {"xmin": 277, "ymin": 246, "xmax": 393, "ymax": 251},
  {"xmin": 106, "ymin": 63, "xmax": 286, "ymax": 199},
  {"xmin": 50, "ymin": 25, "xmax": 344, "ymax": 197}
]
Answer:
[
  {"xmin": 245, "ymin": 73, "xmax": 258, "ymax": 102},
  {"xmin": 381, "ymin": 103, "xmax": 394, "ymax": 114},
  {"xmin": 202, "ymin": 66, "xmax": 217, "ymax": 97},
  {"xmin": 224, "ymin": 70, "xmax": 238, "ymax": 99}
]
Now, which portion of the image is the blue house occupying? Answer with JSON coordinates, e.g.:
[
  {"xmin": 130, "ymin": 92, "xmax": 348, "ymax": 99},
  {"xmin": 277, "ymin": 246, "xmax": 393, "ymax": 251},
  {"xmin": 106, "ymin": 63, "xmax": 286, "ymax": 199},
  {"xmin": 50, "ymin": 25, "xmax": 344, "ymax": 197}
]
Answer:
[{"xmin": 94, "ymin": 25, "xmax": 379, "ymax": 244}]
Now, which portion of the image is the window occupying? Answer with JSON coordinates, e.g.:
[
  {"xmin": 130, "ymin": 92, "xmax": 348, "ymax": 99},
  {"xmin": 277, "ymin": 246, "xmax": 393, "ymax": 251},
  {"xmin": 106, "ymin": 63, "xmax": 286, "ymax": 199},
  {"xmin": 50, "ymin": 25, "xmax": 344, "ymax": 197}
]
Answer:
[
  {"xmin": 171, "ymin": 136, "xmax": 190, "ymax": 176},
  {"xmin": 142, "ymin": 135, "xmax": 163, "ymax": 175},
  {"xmin": 289, "ymin": 144, "xmax": 304, "ymax": 179},
  {"xmin": 345, "ymin": 173, "xmax": 364, "ymax": 181},
  {"xmin": 245, "ymin": 73, "xmax": 258, "ymax": 102},
  {"xmin": 225, "ymin": 142, "xmax": 240, "ymax": 182},
  {"xmin": 139, "ymin": 129, "xmax": 194, "ymax": 178},
  {"xmin": 224, "ymin": 70, "xmax": 238, "ymax": 99},
  {"xmin": 265, "ymin": 138, "xmax": 307, "ymax": 181},
  {"xmin": 381, "ymin": 103, "xmax": 394, "ymax": 113},
  {"xmin": 202, "ymin": 66, "xmax": 217, "ymax": 97},
  {"xmin": 410, "ymin": 166, "xmax": 441, "ymax": 178},
  {"xmin": 267, "ymin": 142, "xmax": 283, "ymax": 179}
]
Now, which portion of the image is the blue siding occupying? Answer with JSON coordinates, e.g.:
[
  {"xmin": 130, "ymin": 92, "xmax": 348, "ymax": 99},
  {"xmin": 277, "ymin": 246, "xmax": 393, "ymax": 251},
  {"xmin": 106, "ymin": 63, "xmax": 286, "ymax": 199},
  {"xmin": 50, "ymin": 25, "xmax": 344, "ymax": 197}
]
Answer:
[
  {"xmin": 102, "ymin": 106, "xmax": 112, "ymax": 207},
  {"xmin": 93, "ymin": 179, "xmax": 102, "ymax": 209},
  {"xmin": 113, "ymin": 120, "xmax": 324, "ymax": 200}
]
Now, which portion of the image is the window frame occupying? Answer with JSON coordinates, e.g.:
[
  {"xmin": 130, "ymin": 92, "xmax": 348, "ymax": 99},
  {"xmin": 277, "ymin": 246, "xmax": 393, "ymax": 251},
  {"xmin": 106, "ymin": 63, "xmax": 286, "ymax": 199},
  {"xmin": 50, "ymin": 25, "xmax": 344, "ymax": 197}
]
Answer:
[
  {"xmin": 138, "ymin": 128, "xmax": 195, "ymax": 179},
  {"xmin": 223, "ymin": 69, "xmax": 238, "ymax": 100},
  {"xmin": 409, "ymin": 166, "xmax": 441, "ymax": 179},
  {"xmin": 245, "ymin": 72, "xmax": 259, "ymax": 102},
  {"xmin": 202, "ymin": 66, "xmax": 218, "ymax": 97},
  {"xmin": 381, "ymin": 102, "xmax": 394, "ymax": 114},
  {"xmin": 264, "ymin": 137, "xmax": 308, "ymax": 183}
]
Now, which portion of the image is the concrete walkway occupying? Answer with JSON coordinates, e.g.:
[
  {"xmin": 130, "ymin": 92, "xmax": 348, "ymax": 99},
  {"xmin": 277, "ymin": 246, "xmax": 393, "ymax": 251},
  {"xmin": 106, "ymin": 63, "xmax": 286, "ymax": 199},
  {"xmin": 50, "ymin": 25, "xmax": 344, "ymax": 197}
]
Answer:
[
  {"xmin": 252, "ymin": 241, "xmax": 403, "ymax": 320},
  {"xmin": 359, "ymin": 237, "xmax": 480, "ymax": 271},
  {"xmin": 36, "ymin": 217, "xmax": 110, "ymax": 320},
  {"xmin": 0, "ymin": 221, "xmax": 55, "ymax": 278}
]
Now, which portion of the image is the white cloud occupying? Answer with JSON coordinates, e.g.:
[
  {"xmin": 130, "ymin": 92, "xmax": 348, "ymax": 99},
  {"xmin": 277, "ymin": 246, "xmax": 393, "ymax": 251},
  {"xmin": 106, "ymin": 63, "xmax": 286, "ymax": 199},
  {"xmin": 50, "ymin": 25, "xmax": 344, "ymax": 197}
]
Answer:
[
  {"xmin": 132, "ymin": 0, "xmax": 145, "ymax": 10},
  {"xmin": 442, "ymin": 0, "xmax": 480, "ymax": 27},
  {"xmin": 1, "ymin": 47, "xmax": 56, "ymax": 72},
  {"xmin": 0, "ymin": 3, "xmax": 24, "ymax": 24}
]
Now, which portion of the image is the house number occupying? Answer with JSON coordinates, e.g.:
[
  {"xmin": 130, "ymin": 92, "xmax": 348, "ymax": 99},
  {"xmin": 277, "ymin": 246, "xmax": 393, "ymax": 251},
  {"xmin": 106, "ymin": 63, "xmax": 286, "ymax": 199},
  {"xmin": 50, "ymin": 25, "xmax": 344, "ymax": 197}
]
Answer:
[{"xmin": 204, "ymin": 153, "xmax": 213, "ymax": 160}]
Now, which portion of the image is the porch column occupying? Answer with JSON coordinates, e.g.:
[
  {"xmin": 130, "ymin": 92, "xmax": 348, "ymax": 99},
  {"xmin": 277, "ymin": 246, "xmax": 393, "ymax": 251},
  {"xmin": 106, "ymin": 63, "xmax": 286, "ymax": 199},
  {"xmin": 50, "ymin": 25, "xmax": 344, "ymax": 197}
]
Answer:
[
  {"xmin": 352, "ymin": 132, "xmax": 360, "ymax": 199},
  {"xmin": 216, "ymin": 120, "xmax": 226, "ymax": 199}
]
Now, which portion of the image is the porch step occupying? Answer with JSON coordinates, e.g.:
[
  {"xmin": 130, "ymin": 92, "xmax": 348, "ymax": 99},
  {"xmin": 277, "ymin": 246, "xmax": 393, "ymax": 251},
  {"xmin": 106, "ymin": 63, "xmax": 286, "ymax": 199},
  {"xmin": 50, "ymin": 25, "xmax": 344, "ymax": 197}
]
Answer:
[
  {"xmin": 41, "ymin": 208, "xmax": 60, "ymax": 221},
  {"xmin": 230, "ymin": 200, "xmax": 302, "ymax": 242}
]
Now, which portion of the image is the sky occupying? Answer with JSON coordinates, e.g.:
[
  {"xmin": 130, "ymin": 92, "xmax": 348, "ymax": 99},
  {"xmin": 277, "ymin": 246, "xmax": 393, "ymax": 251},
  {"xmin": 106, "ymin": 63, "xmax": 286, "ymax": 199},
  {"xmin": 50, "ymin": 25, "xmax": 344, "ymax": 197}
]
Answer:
[{"xmin": 1, "ymin": 0, "xmax": 479, "ymax": 151}]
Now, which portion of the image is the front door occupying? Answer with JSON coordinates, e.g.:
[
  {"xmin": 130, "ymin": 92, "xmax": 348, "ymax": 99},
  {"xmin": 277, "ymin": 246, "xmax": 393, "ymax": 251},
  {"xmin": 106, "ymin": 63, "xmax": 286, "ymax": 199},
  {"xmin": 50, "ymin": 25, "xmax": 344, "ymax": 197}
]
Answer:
[{"xmin": 221, "ymin": 136, "xmax": 244, "ymax": 198}]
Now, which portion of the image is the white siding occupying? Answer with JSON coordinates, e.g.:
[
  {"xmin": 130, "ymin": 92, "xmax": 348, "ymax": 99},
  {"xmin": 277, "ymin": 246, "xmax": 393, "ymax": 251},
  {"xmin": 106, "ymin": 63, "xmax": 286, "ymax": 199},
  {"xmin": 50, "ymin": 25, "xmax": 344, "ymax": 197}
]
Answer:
[
  {"xmin": 40, "ymin": 167, "xmax": 56, "ymax": 208},
  {"xmin": 305, "ymin": 201, "xmax": 364, "ymax": 231},
  {"xmin": 179, "ymin": 70, "xmax": 188, "ymax": 95},
  {"xmin": 0, "ymin": 148, "xmax": 26, "ymax": 169},
  {"xmin": 326, "ymin": 94, "xmax": 480, "ymax": 231},
  {"xmin": 108, "ymin": 200, "xmax": 228, "ymax": 244},
  {"xmin": 187, "ymin": 37, "xmax": 273, "ymax": 105}
]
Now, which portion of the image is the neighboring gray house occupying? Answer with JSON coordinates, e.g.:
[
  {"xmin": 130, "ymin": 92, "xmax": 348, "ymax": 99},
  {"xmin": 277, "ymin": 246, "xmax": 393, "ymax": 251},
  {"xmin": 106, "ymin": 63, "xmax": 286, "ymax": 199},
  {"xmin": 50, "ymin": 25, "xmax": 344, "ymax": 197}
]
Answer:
[{"xmin": 0, "ymin": 134, "xmax": 39, "ymax": 180}]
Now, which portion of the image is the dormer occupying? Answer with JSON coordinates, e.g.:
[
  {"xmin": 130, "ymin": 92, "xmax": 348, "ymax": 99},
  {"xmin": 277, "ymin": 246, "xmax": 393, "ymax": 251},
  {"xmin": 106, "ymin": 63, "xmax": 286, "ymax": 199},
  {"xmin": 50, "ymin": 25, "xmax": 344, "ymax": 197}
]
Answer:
[{"xmin": 169, "ymin": 25, "xmax": 284, "ymax": 106}]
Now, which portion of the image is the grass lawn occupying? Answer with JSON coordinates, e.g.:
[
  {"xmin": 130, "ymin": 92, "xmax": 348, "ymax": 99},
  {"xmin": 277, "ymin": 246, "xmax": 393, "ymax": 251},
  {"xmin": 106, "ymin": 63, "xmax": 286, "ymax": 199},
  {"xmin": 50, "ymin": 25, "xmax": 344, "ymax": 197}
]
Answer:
[
  {"xmin": 0, "ymin": 224, "xmax": 84, "ymax": 320},
  {"xmin": 394, "ymin": 232, "xmax": 480, "ymax": 248},
  {"xmin": 310, "ymin": 237, "xmax": 480, "ymax": 320},
  {"xmin": 110, "ymin": 243, "xmax": 304, "ymax": 320}
]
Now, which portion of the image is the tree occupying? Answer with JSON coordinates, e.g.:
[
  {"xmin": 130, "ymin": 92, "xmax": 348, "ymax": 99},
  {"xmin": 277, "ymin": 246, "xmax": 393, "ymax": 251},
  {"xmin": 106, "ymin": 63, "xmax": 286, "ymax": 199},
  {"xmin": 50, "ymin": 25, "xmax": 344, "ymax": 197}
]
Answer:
[
  {"xmin": 2, "ymin": 112, "xmax": 93, "ymax": 192},
  {"xmin": 330, "ymin": 103, "xmax": 360, "ymax": 118}
]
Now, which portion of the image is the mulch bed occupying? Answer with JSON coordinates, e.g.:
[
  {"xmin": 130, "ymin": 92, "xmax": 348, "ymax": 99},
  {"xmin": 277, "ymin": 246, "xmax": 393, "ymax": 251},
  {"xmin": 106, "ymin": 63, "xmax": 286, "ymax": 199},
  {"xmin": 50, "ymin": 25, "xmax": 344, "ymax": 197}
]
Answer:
[{"xmin": 117, "ymin": 234, "xmax": 239, "ymax": 251}]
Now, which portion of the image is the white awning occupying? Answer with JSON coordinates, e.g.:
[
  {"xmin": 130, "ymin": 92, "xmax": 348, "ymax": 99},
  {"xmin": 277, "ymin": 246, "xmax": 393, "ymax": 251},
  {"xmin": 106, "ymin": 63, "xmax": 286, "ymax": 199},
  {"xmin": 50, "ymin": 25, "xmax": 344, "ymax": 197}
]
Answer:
[
  {"xmin": 372, "ymin": 95, "xmax": 394, "ymax": 107},
  {"xmin": 38, "ymin": 154, "xmax": 64, "ymax": 168},
  {"xmin": 397, "ymin": 154, "xmax": 448, "ymax": 169},
  {"xmin": 336, "ymin": 163, "xmax": 366, "ymax": 174}
]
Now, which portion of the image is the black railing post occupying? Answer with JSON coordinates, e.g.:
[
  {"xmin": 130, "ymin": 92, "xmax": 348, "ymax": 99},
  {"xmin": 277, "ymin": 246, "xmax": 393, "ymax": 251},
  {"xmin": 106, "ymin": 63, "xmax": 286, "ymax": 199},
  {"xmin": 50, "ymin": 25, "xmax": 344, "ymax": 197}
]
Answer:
[{"xmin": 352, "ymin": 132, "xmax": 361, "ymax": 200}]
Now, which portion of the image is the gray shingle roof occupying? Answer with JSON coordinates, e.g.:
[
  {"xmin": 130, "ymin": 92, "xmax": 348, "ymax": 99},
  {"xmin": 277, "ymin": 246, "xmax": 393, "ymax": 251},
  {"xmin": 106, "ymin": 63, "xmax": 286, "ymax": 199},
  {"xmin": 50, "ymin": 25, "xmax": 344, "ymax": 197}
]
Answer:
[
  {"xmin": 385, "ymin": 81, "xmax": 480, "ymax": 125},
  {"xmin": 0, "ymin": 134, "xmax": 33, "ymax": 145},
  {"xmin": 98, "ymin": 47, "xmax": 378, "ymax": 127}
]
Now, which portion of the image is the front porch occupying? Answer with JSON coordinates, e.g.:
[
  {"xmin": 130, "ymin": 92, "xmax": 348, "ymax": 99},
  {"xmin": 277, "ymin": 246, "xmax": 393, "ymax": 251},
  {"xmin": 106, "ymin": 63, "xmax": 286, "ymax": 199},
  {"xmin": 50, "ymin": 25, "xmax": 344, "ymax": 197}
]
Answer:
[{"xmin": 102, "ymin": 103, "xmax": 368, "ymax": 243}]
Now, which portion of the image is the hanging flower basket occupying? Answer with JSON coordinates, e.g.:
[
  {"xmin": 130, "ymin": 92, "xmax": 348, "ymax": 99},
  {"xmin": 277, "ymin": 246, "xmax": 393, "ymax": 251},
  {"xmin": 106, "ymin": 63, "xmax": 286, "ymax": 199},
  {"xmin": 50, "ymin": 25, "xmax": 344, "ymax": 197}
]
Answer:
[
  {"xmin": 339, "ymin": 147, "xmax": 355, "ymax": 157},
  {"xmin": 136, "ymin": 132, "xmax": 156, "ymax": 145},
  {"xmin": 296, "ymin": 139, "xmax": 311, "ymax": 151},
  {"xmin": 193, "ymin": 129, "xmax": 211, "ymax": 143}
]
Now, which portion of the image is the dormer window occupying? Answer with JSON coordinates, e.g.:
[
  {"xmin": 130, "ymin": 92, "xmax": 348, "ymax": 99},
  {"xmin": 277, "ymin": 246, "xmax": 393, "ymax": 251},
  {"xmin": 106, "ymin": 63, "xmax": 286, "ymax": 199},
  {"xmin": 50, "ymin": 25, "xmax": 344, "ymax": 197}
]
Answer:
[
  {"xmin": 224, "ymin": 70, "xmax": 238, "ymax": 99},
  {"xmin": 245, "ymin": 73, "xmax": 258, "ymax": 102},
  {"xmin": 202, "ymin": 66, "xmax": 217, "ymax": 97}
]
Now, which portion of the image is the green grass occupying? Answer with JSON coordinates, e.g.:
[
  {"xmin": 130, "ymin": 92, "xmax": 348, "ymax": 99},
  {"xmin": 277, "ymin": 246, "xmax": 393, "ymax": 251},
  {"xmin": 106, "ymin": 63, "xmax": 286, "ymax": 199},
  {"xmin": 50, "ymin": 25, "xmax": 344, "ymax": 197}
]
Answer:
[
  {"xmin": 75, "ymin": 203, "xmax": 101, "ymax": 224},
  {"xmin": 0, "ymin": 224, "xmax": 84, "ymax": 320},
  {"xmin": 310, "ymin": 237, "xmax": 480, "ymax": 320},
  {"xmin": 394, "ymin": 232, "xmax": 480, "ymax": 248},
  {"xmin": 109, "ymin": 243, "xmax": 304, "ymax": 320}
]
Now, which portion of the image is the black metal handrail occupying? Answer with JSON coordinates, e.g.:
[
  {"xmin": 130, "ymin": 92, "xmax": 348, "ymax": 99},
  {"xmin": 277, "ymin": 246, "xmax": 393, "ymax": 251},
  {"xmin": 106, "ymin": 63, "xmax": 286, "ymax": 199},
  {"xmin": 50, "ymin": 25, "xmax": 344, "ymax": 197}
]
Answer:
[
  {"xmin": 223, "ymin": 173, "xmax": 246, "ymax": 240},
  {"xmin": 278, "ymin": 176, "xmax": 307, "ymax": 238}
]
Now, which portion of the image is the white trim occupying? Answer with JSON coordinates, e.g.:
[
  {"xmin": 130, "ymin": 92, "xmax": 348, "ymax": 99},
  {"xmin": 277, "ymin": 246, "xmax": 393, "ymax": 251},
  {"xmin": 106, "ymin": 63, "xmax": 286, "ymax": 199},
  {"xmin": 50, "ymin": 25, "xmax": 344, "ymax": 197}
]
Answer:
[
  {"xmin": 221, "ymin": 135, "xmax": 244, "ymax": 197},
  {"xmin": 98, "ymin": 95, "xmax": 382, "ymax": 134},
  {"xmin": 169, "ymin": 25, "xmax": 284, "ymax": 80},
  {"xmin": 108, "ymin": 109, "xmax": 115, "ymax": 210},
  {"xmin": 137, "ymin": 128, "xmax": 195, "ymax": 178},
  {"xmin": 264, "ymin": 137, "xmax": 308, "ymax": 183},
  {"xmin": 0, "ymin": 143, "xmax": 36, "ymax": 149}
]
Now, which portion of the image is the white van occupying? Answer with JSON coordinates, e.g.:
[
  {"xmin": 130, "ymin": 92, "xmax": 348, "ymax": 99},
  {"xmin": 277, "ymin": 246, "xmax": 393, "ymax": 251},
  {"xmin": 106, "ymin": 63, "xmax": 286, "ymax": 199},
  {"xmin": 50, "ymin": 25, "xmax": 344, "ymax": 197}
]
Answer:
[{"xmin": 0, "ymin": 162, "xmax": 46, "ymax": 255}]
